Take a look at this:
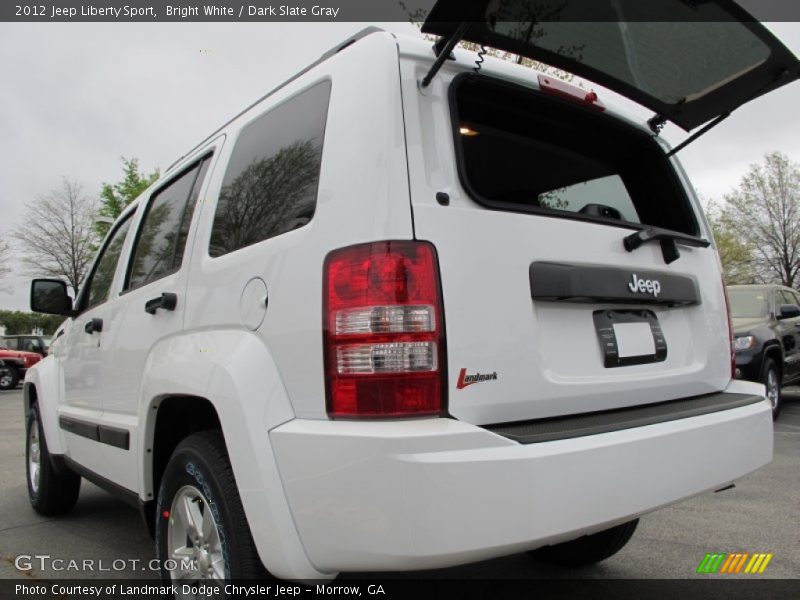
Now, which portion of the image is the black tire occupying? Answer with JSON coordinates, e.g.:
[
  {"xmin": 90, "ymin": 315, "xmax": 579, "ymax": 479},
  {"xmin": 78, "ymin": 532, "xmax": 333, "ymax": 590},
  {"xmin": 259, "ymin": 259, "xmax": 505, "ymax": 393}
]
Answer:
[
  {"xmin": 0, "ymin": 365, "xmax": 19, "ymax": 390},
  {"xmin": 762, "ymin": 357, "xmax": 781, "ymax": 420},
  {"xmin": 26, "ymin": 403, "xmax": 81, "ymax": 515},
  {"xmin": 155, "ymin": 430, "xmax": 271, "ymax": 585},
  {"xmin": 529, "ymin": 519, "xmax": 639, "ymax": 567}
]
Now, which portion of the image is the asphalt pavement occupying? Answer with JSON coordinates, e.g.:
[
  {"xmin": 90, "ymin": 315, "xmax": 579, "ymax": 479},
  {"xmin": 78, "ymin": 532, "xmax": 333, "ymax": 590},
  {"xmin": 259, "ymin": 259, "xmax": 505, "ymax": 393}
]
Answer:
[{"xmin": 0, "ymin": 387, "xmax": 798, "ymax": 582}]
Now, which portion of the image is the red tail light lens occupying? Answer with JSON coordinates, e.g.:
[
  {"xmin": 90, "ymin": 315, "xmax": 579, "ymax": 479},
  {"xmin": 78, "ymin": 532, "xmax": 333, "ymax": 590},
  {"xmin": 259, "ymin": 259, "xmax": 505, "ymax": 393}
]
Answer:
[{"xmin": 323, "ymin": 241, "xmax": 446, "ymax": 418}]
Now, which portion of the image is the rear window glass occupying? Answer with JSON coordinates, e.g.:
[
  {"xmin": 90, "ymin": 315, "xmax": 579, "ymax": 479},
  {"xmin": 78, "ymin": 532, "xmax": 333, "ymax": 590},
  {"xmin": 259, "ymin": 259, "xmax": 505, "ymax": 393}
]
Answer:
[
  {"xmin": 452, "ymin": 77, "xmax": 698, "ymax": 235},
  {"xmin": 490, "ymin": 19, "xmax": 769, "ymax": 106},
  {"xmin": 209, "ymin": 80, "xmax": 331, "ymax": 257}
]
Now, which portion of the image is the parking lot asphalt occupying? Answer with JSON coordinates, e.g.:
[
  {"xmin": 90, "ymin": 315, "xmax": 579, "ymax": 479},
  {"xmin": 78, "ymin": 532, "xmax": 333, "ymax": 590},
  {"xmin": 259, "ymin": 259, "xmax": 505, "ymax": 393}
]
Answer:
[{"xmin": 0, "ymin": 387, "xmax": 798, "ymax": 582}]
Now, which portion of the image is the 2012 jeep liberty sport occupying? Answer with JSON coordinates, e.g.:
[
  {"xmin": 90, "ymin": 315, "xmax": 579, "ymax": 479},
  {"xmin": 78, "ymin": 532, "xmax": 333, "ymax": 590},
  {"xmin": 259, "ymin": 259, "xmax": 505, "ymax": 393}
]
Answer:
[{"xmin": 23, "ymin": 0, "xmax": 800, "ymax": 585}]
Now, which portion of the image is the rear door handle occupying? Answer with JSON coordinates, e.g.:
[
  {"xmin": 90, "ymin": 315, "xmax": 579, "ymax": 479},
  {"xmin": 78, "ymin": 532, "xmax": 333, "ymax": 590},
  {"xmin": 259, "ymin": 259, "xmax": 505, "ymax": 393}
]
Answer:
[
  {"xmin": 145, "ymin": 292, "xmax": 178, "ymax": 315},
  {"xmin": 84, "ymin": 318, "xmax": 103, "ymax": 334}
]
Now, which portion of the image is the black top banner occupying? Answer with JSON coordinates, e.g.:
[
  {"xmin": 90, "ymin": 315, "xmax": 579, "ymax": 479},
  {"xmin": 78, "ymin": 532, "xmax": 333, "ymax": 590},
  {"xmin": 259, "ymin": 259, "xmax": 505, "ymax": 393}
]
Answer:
[{"xmin": 2, "ymin": 0, "xmax": 800, "ymax": 23}]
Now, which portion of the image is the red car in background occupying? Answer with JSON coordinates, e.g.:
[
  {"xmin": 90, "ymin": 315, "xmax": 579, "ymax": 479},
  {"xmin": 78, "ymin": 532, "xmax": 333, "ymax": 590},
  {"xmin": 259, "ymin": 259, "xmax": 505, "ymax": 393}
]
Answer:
[{"xmin": 0, "ymin": 345, "xmax": 41, "ymax": 390}]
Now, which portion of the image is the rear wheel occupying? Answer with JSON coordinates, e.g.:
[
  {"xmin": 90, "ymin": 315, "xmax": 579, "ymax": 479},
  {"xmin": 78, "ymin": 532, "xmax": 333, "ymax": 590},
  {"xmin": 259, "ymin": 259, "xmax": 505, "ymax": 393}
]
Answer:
[
  {"xmin": 0, "ymin": 365, "xmax": 19, "ymax": 390},
  {"xmin": 26, "ymin": 403, "xmax": 81, "ymax": 515},
  {"xmin": 155, "ymin": 431, "xmax": 271, "ymax": 588},
  {"xmin": 528, "ymin": 519, "xmax": 638, "ymax": 567},
  {"xmin": 762, "ymin": 357, "xmax": 781, "ymax": 420}
]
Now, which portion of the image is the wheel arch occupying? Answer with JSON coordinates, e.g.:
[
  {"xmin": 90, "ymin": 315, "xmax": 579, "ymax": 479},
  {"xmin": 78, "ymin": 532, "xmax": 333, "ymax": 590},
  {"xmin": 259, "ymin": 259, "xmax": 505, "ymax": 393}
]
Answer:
[
  {"xmin": 22, "ymin": 381, "xmax": 36, "ymax": 417},
  {"xmin": 136, "ymin": 329, "xmax": 330, "ymax": 580},
  {"xmin": 20, "ymin": 360, "xmax": 65, "ymax": 455},
  {"xmin": 761, "ymin": 342, "xmax": 783, "ymax": 379},
  {"xmin": 142, "ymin": 394, "xmax": 223, "ymax": 537}
]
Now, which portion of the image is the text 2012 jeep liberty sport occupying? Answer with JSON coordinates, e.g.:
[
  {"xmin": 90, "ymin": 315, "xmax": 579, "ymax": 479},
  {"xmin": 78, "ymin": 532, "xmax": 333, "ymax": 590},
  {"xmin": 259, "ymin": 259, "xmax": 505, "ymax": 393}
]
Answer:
[{"xmin": 24, "ymin": 1, "xmax": 799, "ymax": 586}]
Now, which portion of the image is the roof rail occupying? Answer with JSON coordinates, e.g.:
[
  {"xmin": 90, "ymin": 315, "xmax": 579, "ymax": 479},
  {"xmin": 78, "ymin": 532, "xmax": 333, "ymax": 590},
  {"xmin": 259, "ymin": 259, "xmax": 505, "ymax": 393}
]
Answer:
[{"xmin": 165, "ymin": 26, "xmax": 386, "ymax": 173}]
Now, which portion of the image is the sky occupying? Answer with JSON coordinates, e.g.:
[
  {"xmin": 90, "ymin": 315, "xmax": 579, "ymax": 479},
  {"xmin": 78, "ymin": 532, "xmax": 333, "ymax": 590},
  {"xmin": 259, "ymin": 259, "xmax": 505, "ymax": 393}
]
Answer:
[{"xmin": 1, "ymin": 20, "xmax": 799, "ymax": 311}]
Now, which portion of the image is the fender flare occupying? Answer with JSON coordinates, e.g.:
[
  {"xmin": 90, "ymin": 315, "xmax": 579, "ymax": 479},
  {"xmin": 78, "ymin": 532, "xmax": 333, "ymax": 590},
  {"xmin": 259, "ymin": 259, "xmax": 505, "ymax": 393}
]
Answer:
[
  {"xmin": 21, "ymin": 358, "xmax": 66, "ymax": 455},
  {"xmin": 761, "ymin": 341, "xmax": 783, "ymax": 376},
  {"xmin": 137, "ymin": 329, "xmax": 331, "ymax": 581}
]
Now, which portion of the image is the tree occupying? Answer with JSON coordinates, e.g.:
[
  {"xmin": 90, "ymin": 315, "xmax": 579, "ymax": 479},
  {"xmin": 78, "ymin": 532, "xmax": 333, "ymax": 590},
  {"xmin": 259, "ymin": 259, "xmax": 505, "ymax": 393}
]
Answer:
[
  {"xmin": 96, "ymin": 157, "xmax": 159, "ymax": 238},
  {"xmin": 0, "ymin": 235, "xmax": 11, "ymax": 291},
  {"xmin": 0, "ymin": 310, "xmax": 64, "ymax": 335},
  {"xmin": 12, "ymin": 178, "xmax": 97, "ymax": 296},
  {"xmin": 705, "ymin": 200, "xmax": 757, "ymax": 285},
  {"xmin": 719, "ymin": 152, "xmax": 800, "ymax": 287}
]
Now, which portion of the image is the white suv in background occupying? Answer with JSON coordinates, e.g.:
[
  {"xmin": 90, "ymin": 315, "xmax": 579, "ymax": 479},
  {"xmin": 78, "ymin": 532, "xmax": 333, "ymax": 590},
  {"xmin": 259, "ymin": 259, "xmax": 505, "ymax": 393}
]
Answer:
[{"xmin": 23, "ymin": 1, "xmax": 798, "ymax": 585}]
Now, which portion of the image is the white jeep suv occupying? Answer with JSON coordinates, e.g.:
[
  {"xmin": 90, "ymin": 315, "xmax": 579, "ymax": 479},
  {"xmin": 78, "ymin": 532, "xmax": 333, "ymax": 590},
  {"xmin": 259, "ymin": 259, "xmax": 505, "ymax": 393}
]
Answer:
[{"xmin": 24, "ymin": 2, "xmax": 798, "ymax": 585}]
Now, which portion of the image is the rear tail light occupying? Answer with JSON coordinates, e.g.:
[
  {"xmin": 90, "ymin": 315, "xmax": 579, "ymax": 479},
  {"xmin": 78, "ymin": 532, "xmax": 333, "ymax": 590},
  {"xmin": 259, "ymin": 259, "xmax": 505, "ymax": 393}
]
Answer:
[
  {"xmin": 323, "ymin": 241, "xmax": 446, "ymax": 418},
  {"xmin": 721, "ymin": 278, "xmax": 735, "ymax": 378}
]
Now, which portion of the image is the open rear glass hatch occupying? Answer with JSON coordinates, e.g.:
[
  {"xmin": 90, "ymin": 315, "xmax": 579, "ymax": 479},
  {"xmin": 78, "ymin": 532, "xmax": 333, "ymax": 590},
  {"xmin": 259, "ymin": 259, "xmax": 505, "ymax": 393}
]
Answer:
[{"xmin": 423, "ymin": 0, "xmax": 800, "ymax": 131}]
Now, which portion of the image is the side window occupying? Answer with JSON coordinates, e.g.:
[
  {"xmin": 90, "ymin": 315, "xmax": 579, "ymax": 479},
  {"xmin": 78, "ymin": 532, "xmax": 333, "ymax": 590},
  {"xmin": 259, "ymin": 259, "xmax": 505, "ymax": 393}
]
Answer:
[
  {"xmin": 209, "ymin": 80, "xmax": 332, "ymax": 257},
  {"xmin": 778, "ymin": 290, "xmax": 795, "ymax": 308},
  {"xmin": 83, "ymin": 215, "xmax": 134, "ymax": 311},
  {"xmin": 126, "ymin": 158, "xmax": 210, "ymax": 291},
  {"xmin": 4, "ymin": 339, "xmax": 17, "ymax": 350}
]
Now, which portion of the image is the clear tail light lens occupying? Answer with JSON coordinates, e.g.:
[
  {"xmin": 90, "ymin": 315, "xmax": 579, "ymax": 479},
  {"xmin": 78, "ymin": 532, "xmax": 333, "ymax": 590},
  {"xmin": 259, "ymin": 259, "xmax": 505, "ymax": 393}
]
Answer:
[{"xmin": 323, "ymin": 241, "xmax": 446, "ymax": 418}]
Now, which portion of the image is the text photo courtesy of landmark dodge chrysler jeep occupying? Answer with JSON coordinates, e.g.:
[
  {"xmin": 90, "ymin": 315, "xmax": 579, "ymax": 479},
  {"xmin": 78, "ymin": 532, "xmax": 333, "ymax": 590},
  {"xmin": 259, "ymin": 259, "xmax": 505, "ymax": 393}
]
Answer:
[{"xmin": 21, "ymin": 0, "xmax": 799, "ymax": 587}]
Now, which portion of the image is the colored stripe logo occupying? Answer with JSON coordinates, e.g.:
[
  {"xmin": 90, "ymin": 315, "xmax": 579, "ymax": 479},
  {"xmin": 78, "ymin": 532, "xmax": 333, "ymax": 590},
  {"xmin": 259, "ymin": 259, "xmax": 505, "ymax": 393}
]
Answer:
[{"xmin": 697, "ymin": 552, "xmax": 773, "ymax": 574}]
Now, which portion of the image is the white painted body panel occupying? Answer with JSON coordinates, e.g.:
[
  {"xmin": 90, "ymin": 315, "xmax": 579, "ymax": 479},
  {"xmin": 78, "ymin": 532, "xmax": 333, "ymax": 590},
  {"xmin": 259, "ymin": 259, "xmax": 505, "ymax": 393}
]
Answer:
[
  {"xmin": 135, "ymin": 330, "xmax": 329, "ymax": 580},
  {"xmin": 184, "ymin": 33, "xmax": 413, "ymax": 421},
  {"xmin": 271, "ymin": 382, "xmax": 772, "ymax": 572},
  {"xmin": 22, "ymin": 350, "xmax": 66, "ymax": 455},
  {"xmin": 399, "ymin": 42, "xmax": 731, "ymax": 425},
  {"xmin": 23, "ymin": 30, "xmax": 776, "ymax": 581}
]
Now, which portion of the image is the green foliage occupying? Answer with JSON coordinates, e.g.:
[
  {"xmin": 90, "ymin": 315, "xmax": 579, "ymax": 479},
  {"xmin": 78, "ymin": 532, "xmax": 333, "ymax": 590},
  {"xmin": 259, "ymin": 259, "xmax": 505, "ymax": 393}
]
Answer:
[
  {"xmin": 0, "ymin": 310, "xmax": 64, "ymax": 336},
  {"xmin": 96, "ymin": 157, "xmax": 159, "ymax": 238},
  {"xmin": 705, "ymin": 200, "xmax": 757, "ymax": 285}
]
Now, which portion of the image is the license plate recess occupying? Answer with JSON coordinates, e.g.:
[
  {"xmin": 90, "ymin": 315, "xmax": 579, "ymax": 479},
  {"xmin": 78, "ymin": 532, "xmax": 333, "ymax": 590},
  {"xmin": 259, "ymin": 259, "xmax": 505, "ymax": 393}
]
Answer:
[{"xmin": 593, "ymin": 310, "xmax": 667, "ymax": 368}]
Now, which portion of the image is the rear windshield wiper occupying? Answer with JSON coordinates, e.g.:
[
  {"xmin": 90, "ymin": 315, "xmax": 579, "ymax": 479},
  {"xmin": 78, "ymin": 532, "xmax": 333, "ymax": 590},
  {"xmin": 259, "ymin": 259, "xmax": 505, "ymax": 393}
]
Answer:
[{"xmin": 623, "ymin": 227, "xmax": 710, "ymax": 264}]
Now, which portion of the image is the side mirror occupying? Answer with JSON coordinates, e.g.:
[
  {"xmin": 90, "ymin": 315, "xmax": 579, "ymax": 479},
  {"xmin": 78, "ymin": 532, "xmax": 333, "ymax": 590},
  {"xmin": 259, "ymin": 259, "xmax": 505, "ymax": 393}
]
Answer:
[
  {"xmin": 30, "ymin": 279, "xmax": 75, "ymax": 317},
  {"xmin": 778, "ymin": 303, "xmax": 800, "ymax": 320}
]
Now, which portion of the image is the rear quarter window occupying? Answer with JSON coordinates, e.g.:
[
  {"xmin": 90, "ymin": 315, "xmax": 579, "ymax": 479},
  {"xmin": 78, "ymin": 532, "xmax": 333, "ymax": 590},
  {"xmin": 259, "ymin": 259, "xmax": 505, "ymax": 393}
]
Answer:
[{"xmin": 209, "ymin": 80, "xmax": 332, "ymax": 257}]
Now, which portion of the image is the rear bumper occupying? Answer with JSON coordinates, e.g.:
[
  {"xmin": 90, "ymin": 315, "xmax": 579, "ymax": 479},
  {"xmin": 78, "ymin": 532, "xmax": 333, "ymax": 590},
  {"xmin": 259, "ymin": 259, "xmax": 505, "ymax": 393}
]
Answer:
[{"xmin": 270, "ymin": 386, "xmax": 772, "ymax": 573}]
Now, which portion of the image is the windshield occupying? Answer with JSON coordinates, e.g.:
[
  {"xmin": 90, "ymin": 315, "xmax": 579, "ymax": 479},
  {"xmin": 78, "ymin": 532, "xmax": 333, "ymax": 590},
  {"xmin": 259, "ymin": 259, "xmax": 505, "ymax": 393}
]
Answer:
[{"xmin": 728, "ymin": 289, "xmax": 770, "ymax": 319}]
